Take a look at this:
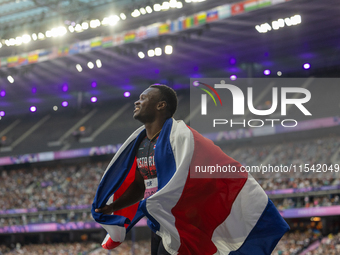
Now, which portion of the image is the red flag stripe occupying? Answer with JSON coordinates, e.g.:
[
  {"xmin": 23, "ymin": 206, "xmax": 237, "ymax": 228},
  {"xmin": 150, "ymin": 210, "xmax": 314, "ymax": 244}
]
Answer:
[
  {"xmin": 113, "ymin": 159, "xmax": 139, "ymax": 227},
  {"xmin": 171, "ymin": 128, "xmax": 247, "ymax": 254}
]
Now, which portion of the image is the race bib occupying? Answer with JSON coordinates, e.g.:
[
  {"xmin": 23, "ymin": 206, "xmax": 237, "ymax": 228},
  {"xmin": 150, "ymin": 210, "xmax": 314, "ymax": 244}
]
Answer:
[{"xmin": 144, "ymin": 178, "xmax": 158, "ymax": 199}]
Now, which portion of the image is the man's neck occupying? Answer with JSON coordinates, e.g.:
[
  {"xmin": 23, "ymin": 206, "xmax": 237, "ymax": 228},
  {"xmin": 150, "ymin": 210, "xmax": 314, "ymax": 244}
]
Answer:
[{"xmin": 144, "ymin": 118, "xmax": 167, "ymax": 140}]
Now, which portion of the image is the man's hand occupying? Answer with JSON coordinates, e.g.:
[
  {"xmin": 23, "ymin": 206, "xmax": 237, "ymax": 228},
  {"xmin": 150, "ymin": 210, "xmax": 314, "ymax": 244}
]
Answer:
[{"xmin": 95, "ymin": 204, "xmax": 114, "ymax": 215}]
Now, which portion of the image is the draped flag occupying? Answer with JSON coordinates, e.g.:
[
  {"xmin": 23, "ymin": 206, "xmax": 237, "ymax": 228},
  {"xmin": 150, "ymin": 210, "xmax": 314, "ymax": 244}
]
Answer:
[{"xmin": 92, "ymin": 118, "xmax": 289, "ymax": 254}]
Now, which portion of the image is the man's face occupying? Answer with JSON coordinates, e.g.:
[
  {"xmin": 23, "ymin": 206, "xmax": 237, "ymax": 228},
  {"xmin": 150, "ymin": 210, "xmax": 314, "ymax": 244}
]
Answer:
[{"xmin": 133, "ymin": 88, "xmax": 161, "ymax": 123}]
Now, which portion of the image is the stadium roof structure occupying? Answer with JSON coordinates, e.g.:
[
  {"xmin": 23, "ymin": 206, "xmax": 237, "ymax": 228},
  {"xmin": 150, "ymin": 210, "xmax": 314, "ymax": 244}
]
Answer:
[{"xmin": 0, "ymin": 0, "xmax": 339, "ymax": 116}]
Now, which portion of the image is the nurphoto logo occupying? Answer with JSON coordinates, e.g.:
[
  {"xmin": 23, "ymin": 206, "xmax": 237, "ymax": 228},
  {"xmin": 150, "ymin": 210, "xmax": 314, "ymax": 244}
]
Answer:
[{"xmin": 193, "ymin": 80, "xmax": 312, "ymax": 128}]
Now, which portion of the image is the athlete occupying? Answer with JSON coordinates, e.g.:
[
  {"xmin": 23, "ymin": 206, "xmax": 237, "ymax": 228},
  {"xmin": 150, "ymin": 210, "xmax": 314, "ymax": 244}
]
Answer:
[
  {"xmin": 95, "ymin": 84, "xmax": 177, "ymax": 255},
  {"xmin": 93, "ymin": 84, "xmax": 289, "ymax": 255}
]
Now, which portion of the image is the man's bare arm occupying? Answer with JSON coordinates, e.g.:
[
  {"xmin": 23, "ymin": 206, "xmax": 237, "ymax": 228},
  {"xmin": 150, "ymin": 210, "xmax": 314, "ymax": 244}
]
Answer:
[{"xmin": 95, "ymin": 169, "xmax": 145, "ymax": 215}]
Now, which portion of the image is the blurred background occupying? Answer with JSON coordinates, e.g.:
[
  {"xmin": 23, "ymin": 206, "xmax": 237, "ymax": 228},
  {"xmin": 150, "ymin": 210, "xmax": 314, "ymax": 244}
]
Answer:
[{"xmin": 0, "ymin": 0, "xmax": 340, "ymax": 254}]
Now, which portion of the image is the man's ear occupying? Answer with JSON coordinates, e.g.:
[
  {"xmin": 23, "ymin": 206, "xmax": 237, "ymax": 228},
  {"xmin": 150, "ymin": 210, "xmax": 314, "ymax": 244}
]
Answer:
[{"xmin": 157, "ymin": 101, "xmax": 167, "ymax": 111}]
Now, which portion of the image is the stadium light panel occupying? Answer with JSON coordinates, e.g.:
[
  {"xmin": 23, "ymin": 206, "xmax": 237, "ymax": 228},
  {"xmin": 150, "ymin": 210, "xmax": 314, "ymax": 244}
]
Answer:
[
  {"xmin": 51, "ymin": 28, "xmax": 58, "ymax": 37},
  {"xmin": 260, "ymin": 24, "xmax": 268, "ymax": 33},
  {"xmin": 9, "ymin": 38, "xmax": 16, "ymax": 45},
  {"xmin": 38, "ymin": 33, "xmax": 45, "ymax": 40},
  {"xmin": 96, "ymin": 59, "xmax": 102, "ymax": 68},
  {"xmin": 87, "ymin": 62, "xmax": 94, "ymax": 69},
  {"xmin": 295, "ymin": 15, "xmax": 302, "ymax": 24},
  {"xmin": 120, "ymin": 13, "xmax": 127, "ymax": 20},
  {"xmin": 7, "ymin": 76, "xmax": 14, "ymax": 83},
  {"xmin": 131, "ymin": 9, "xmax": 141, "ymax": 17},
  {"xmin": 51, "ymin": 27, "xmax": 66, "ymax": 37},
  {"xmin": 169, "ymin": 0, "xmax": 178, "ymax": 8},
  {"xmin": 177, "ymin": 2, "xmax": 183, "ymax": 8},
  {"xmin": 165, "ymin": 45, "xmax": 173, "ymax": 54},
  {"xmin": 272, "ymin": 21, "xmax": 279, "ymax": 30},
  {"xmin": 32, "ymin": 33, "xmax": 38, "ymax": 41},
  {"xmin": 75, "ymin": 24, "xmax": 83, "ymax": 32},
  {"xmin": 155, "ymin": 47, "xmax": 162, "ymax": 56},
  {"xmin": 140, "ymin": 8, "xmax": 146, "ymax": 15},
  {"xmin": 284, "ymin": 18, "xmax": 292, "ymax": 26},
  {"xmin": 87, "ymin": 62, "xmax": 95, "ymax": 69},
  {"xmin": 82, "ymin": 22, "xmax": 89, "ymax": 30},
  {"xmin": 145, "ymin": 6, "xmax": 153, "ymax": 13},
  {"xmin": 162, "ymin": 1, "xmax": 170, "ymax": 10},
  {"xmin": 256, "ymin": 15, "xmax": 300, "ymax": 33},
  {"xmin": 114, "ymin": 16, "xmax": 121, "ymax": 24},
  {"xmin": 291, "ymin": 15, "xmax": 301, "ymax": 25},
  {"xmin": 258, "ymin": 24, "xmax": 270, "ymax": 33},
  {"xmin": 290, "ymin": 17, "xmax": 298, "ymax": 25},
  {"xmin": 154, "ymin": 4, "xmax": 161, "ymax": 11},
  {"xmin": 278, "ymin": 19, "xmax": 285, "ymax": 27},
  {"xmin": 101, "ymin": 17, "xmax": 109, "ymax": 25},
  {"xmin": 148, "ymin": 49, "xmax": 155, "ymax": 57},
  {"xmin": 68, "ymin": 25, "xmax": 75, "ymax": 32},
  {"xmin": 138, "ymin": 52, "xmax": 145, "ymax": 59},
  {"xmin": 76, "ymin": 64, "xmax": 82, "ymax": 72},
  {"xmin": 15, "ymin": 36, "xmax": 23, "ymax": 45},
  {"xmin": 45, "ymin": 30, "xmax": 52, "ymax": 37},
  {"xmin": 102, "ymin": 15, "xmax": 120, "ymax": 26},
  {"xmin": 58, "ymin": 26, "xmax": 67, "ymax": 36},
  {"xmin": 90, "ymin": 19, "xmax": 101, "ymax": 28},
  {"xmin": 264, "ymin": 23, "xmax": 271, "ymax": 31},
  {"xmin": 255, "ymin": 25, "xmax": 266, "ymax": 33}
]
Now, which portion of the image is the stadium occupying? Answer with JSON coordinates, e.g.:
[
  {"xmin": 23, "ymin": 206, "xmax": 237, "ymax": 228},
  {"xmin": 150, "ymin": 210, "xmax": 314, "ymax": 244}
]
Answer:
[{"xmin": 0, "ymin": 0, "xmax": 340, "ymax": 254}]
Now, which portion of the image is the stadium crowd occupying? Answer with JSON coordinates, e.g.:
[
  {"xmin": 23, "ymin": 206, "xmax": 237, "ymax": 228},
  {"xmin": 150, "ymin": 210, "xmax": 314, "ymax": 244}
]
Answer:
[
  {"xmin": 0, "ymin": 211, "xmax": 94, "ymax": 227},
  {"xmin": 0, "ymin": 136, "xmax": 339, "ymax": 212},
  {"xmin": 1, "ymin": 232, "xmax": 338, "ymax": 254},
  {"xmin": 0, "ymin": 135, "xmax": 339, "ymax": 254},
  {"xmin": 0, "ymin": 162, "xmax": 105, "ymax": 211},
  {"xmin": 273, "ymin": 231, "xmax": 340, "ymax": 255},
  {"xmin": 274, "ymin": 194, "xmax": 340, "ymax": 210},
  {"xmin": 272, "ymin": 230, "xmax": 317, "ymax": 255},
  {"xmin": 0, "ymin": 165, "xmax": 338, "ymax": 215},
  {"xmin": 308, "ymin": 232, "xmax": 340, "ymax": 255},
  {"xmin": 0, "ymin": 242, "xmax": 98, "ymax": 255},
  {"xmin": 0, "ymin": 240, "xmax": 151, "ymax": 255},
  {"xmin": 2, "ymin": 194, "xmax": 340, "ymax": 227}
]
